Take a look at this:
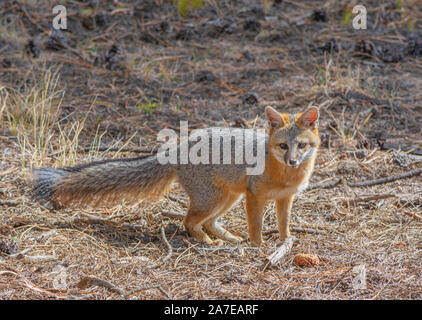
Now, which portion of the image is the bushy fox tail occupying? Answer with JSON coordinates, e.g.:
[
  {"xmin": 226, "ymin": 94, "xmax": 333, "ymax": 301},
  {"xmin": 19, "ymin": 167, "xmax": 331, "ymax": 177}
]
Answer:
[{"xmin": 32, "ymin": 156, "xmax": 176, "ymax": 208}]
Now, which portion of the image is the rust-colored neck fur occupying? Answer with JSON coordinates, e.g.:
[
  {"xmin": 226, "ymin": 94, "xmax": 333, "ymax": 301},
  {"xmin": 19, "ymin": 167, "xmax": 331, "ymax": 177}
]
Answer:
[{"xmin": 265, "ymin": 148, "xmax": 315, "ymax": 188}]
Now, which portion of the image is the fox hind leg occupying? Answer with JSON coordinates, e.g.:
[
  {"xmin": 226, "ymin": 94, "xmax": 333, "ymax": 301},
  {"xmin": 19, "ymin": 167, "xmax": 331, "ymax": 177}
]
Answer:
[
  {"xmin": 183, "ymin": 205, "xmax": 224, "ymax": 246},
  {"xmin": 203, "ymin": 193, "xmax": 243, "ymax": 243},
  {"xmin": 181, "ymin": 172, "xmax": 243, "ymax": 245},
  {"xmin": 204, "ymin": 220, "xmax": 243, "ymax": 243}
]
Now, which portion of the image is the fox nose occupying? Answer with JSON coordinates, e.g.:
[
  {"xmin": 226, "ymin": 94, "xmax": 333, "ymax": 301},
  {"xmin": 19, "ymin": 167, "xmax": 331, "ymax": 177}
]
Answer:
[{"xmin": 289, "ymin": 159, "xmax": 298, "ymax": 167}]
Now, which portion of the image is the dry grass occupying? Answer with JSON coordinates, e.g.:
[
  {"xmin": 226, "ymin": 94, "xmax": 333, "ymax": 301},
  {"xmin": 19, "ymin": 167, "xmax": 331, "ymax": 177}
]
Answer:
[{"xmin": 1, "ymin": 0, "xmax": 422, "ymax": 300}]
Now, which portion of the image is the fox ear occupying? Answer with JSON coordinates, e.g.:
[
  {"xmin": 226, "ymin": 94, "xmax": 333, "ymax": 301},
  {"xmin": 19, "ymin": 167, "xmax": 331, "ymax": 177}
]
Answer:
[
  {"xmin": 265, "ymin": 106, "xmax": 285, "ymax": 129},
  {"xmin": 297, "ymin": 106, "xmax": 319, "ymax": 129}
]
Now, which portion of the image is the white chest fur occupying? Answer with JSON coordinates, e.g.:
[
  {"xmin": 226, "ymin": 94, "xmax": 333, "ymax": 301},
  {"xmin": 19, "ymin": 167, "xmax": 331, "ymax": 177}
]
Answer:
[{"xmin": 266, "ymin": 182, "xmax": 308, "ymax": 200}]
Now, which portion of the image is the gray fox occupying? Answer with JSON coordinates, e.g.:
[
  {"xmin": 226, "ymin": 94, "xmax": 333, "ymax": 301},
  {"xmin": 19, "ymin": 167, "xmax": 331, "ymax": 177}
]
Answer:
[{"xmin": 32, "ymin": 106, "xmax": 320, "ymax": 246}]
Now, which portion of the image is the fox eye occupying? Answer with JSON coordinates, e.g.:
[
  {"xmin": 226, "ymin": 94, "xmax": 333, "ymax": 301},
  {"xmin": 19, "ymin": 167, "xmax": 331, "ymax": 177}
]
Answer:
[
  {"xmin": 279, "ymin": 143, "xmax": 288, "ymax": 150},
  {"xmin": 298, "ymin": 142, "xmax": 307, "ymax": 149}
]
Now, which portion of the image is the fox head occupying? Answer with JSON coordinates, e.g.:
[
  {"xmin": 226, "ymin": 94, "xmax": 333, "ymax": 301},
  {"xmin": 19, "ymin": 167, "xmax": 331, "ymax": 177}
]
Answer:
[{"xmin": 265, "ymin": 106, "xmax": 320, "ymax": 168}]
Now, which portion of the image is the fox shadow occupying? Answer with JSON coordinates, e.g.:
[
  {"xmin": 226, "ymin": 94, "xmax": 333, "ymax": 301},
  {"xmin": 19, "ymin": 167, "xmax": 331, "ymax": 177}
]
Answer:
[{"xmin": 53, "ymin": 220, "xmax": 189, "ymax": 250}]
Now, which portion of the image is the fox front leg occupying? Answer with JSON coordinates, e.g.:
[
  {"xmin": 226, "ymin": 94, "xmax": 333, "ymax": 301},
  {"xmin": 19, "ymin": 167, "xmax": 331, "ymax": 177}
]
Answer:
[
  {"xmin": 275, "ymin": 195, "xmax": 295, "ymax": 241},
  {"xmin": 245, "ymin": 191, "xmax": 266, "ymax": 247}
]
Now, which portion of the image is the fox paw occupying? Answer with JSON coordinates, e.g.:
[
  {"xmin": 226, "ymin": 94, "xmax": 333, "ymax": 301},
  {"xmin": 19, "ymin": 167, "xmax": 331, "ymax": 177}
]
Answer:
[
  {"xmin": 230, "ymin": 236, "xmax": 244, "ymax": 243},
  {"xmin": 250, "ymin": 239, "xmax": 265, "ymax": 247},
  {"xmin": 209, "ymin": 239, "xmax": 224, "ymax": 246},
  {"xmin": 278, "ymin": 232, "xmax": 291, "ymax": 242}
]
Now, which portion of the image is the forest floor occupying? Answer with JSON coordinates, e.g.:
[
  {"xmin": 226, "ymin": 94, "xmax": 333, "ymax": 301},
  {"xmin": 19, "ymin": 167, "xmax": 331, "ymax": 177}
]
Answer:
[{"xmin": 0, "ymin": 0, "xmax": 422, "ymax": 299}]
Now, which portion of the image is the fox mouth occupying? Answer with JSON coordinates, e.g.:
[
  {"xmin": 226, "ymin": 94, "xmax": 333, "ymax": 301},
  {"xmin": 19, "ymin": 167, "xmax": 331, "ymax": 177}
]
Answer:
[{"xmin": 285, "ymin": 161, "xmax": 299, "ymax": 168}]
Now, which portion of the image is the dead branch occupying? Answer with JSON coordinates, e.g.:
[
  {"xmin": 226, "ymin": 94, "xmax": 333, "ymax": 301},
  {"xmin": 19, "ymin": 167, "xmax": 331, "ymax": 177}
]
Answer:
[
  {"xmin": 263, "ymin": 227, "xmax": 326, "ymax": 235},
  {"xmin": 162, "ymin": 210, "xmax": 185, "ymax": 220},
  {"xmin": 148, "ymin": 226, "xmax": 173, "ymax": 269},
  {"xmin": 263, "ymin": 236, "xmax": 297, "ymax": 270},
  {"xmin": 77, "ymin": 276, "xmax": 125, "ymax": 295},
  {"xmin": 0, "ymin": 167, "xmax": 17, "ymax": 177},
  {"xmin": 48, "ymin": 146, "xmax": 158, "ymax": 158},
  {"xmin": 73, "ymin": 217, "xmax": 116, "ymax": 226},
  {"xmin": 0, "ymin": 269, "xmax": 65, "ymax": 298},
  {"xmin": 184, "ymin": 246, "xmax": 261, "ymax": 252},
  {"xmin": 0, "ymin": 200, "xmax": 18, "ymax": 207},
  {"xmin": 308, "ymin": 168, "xmax": 422, "ymax": 191},
  {"xmin": 20, "ymin": 277, "xmax": 65, "ymax": 298},
  {"xmin": 402, "ymin": 211, "xmax": 422, "ymax": 221},
  {"xmin": 348, "ymin": 168, "xmax": 422, "ymax": 188},
  {"xmin": 77, "ymin": 275, "xmax": 164, "ymax": 297},
  {"xmin": 342, "ymin": 193, "xmax": 397, "ymax": 205},
  {"xmin": 22, "ymin": 255, "xmax": 56, "ymax": 263},
  {"xmin": 166, "ymin": 195, "xmax": 188, "ymax": 207},
  {"xmin": 80, "ymin": 146, "xmax": 159, "ymax": 154},
  {"xmin": 307, "ymin": 179, "xmax": 343, "ymax": 190},
  {"xmin": 8, "ymin": 234, "xmax": 57, "ymax": 262},
  {"xmin": 36, "ymin": 230, "xmax": 58, "ymax": 242},
  {"xmin": 8, "ymin": 244, "xmax": 36, "ymax": 259},
  {"xmin": 124, "ymin": 284, "xmax": 163, "ymax": 298},
  {"xmin": 19, "ymin": 6, "xmax": 46, "ymax": 33},
  {"xmin": 73, "ymin": 214, "xmax": 144, "ymax": 231},
  {"xmin": 395, "ymin": 198, "xmax": 422, "ymax": 208},
  {"xmin": 157, "ymin": 285, "xmax": 171, "ymax": 299}
]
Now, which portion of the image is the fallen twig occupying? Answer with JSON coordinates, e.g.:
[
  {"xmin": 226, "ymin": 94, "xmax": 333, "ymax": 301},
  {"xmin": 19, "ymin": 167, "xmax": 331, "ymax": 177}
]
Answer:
[
  {"xmin": 0, "ymin": 167, "xmax": 17, "ymax": 177},
  {"xmin": 148, "ymin": 226, "xmax": 173, "ymax": 269},
  {"xmin": 166, "ymin": 195, "xmax": 188, "ymax": 207},
  {"xmin": 8, "ymin": 245, "xmax": 36, "ymax": 258},
  {"xmin": 342, "ymin": 193, "xmax": 397, "ymax": 205},
  {"xmin": 77, "ymin": 275, "xmax": 165, "ymax": 297},
  {"xmin": 19, "ymin": 6, "xmax": 46, "ymax": 33},
  {"xmin": 0, "ymin": 200, "xmax": 18, "ymax": 207},
  {"xmin": 77, "ymin": 276, "xmax": 125, "ymax": 295},
  {"xmin": 162, "ymin": 210, "xmax": 185, "ymax": 220},
  {"xmin": 48, "ymin": 146, "xmax": 158, "ymax": 158},
  {"xmin": 0, "ymin": 269, "xmax": 65, "ymax": 298},
  {"xmin": 307, "ymin": 179, "xmax": 343, "ymax": 190},
  {"xmin": 402, "ymin": 211, "xmax": 422, "ymax": 221},
  {"xmin": 124, "ymin": 284, "xmax": 163, "ymax": 298},
  {"xmin": 308, "ymin": 168, "xmax": 422, "ymax": 191},
  {"xmin": 80, "ymin": 146, "xmax": 159, "ymax": 154},
  {"xmin": 182, "ymin": 246, "xmax": 261, "ymax": 252},
  {"xmin": 348, "ymin": 168, "xmax": 422, "ymax": 188},
  {"xmin": 73, "ymin": 217, "xmax": 116, "ymax": 226},
  {"xmin": 263, "ymin": 236, "xmax": 297, "ymax": 270},
  {"xmin": 263, "ymin": 227, "xmax": 326, "ymax": 235},
  {"xmin": 36, "ymin": 230, "xmax": 58, "ymax": 242},
  {"xmin": 73, "ymin": 214, "xmax": 144, "ymax": 231},
  {"xmin": 22, "ymin": 255, "xmax": 56, "ymax": 263},
  {"xmin": 157, "ymin": 285, "xmax": 172, "ymax": 299},
  {"xmin": 8, "ymin": 235, "xmax": 57, "ymax": 262}
]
